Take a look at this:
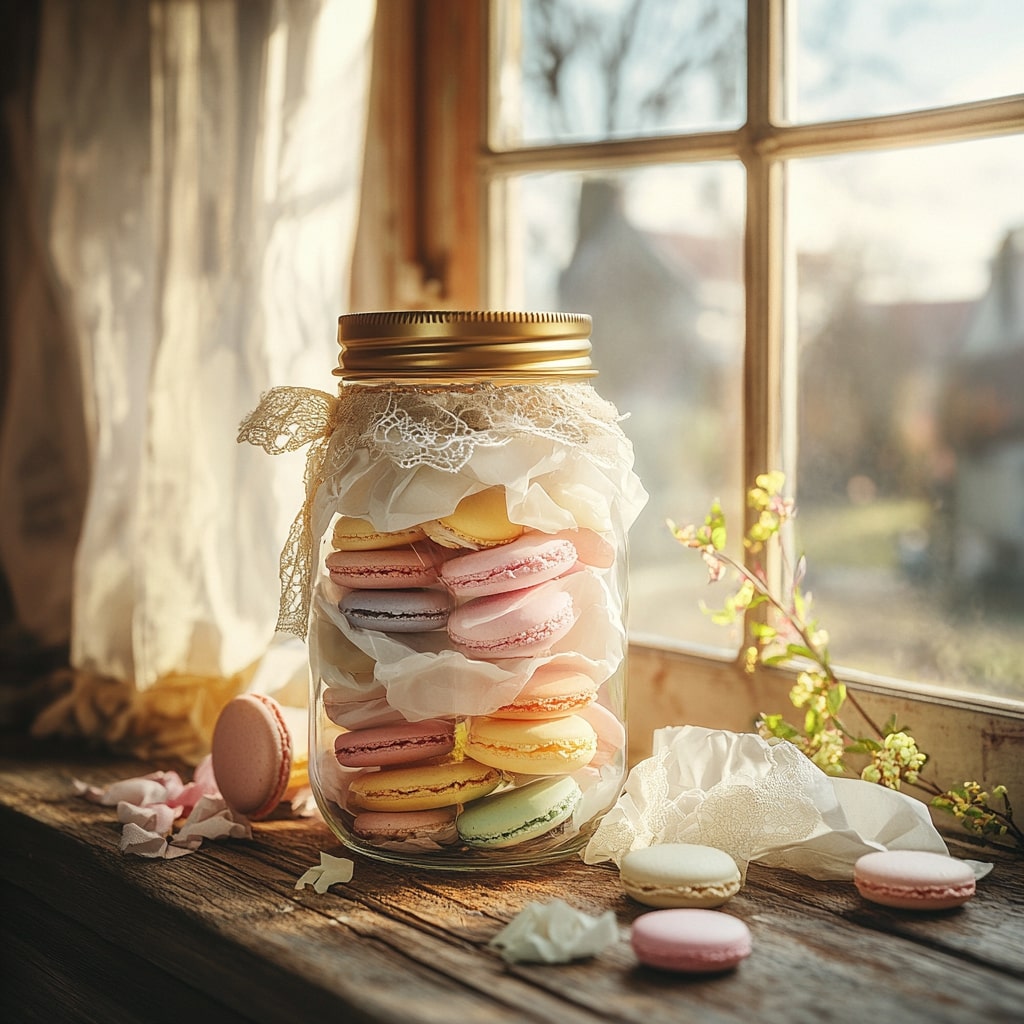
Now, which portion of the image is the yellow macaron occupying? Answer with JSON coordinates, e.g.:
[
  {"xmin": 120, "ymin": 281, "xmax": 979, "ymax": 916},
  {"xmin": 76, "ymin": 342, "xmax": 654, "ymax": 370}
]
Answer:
[
  {"xmin": 331, "ymin": 516, "xmax": 428, "ymax": 551},
  {"xmin": 423, "ymin": 487, "xmax": 524, "ymax": 549},
  {"xmin": 347, "ymin": 758, "xmax": 503, "ymax": 812},
  {"xmin": 465, "ymin": 714, "xmax": 597, "ymax": 775}
]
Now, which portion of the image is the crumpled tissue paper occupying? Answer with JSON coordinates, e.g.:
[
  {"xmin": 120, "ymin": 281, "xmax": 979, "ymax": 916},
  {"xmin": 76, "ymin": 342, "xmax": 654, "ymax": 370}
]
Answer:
[
  {"xmin": 489, "ymin": 899, "xmax": 620, "ymax": 964},
  {"xmin": 583, "ymin": 725, "xmax": 991, "ymax": 881},
  {"xmin": 295, "ymin": 852, "xmax": 356, "ymax": 893},
  {"xmin": 75, "ymin": 756, "xmax": 252, "ymax": 858}
]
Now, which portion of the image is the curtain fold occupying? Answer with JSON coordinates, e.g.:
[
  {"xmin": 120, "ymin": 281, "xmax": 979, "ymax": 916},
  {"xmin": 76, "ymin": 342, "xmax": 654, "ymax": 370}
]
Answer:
[{"xmin": 1, "ymin": 0, "xmax": 375, "ymax": 760}]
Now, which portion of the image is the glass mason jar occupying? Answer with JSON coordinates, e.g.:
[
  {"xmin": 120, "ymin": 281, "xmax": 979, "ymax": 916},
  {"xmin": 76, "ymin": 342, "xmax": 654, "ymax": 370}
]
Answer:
[{"xmin": 307, "ymin": 310, "xmax": 647, "ymax": 868}]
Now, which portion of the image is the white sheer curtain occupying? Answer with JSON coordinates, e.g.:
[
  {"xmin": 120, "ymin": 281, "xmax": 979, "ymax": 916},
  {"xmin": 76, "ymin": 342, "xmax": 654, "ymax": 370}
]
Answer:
[{"xmin": 5, "ymin": 0, "xmax": 375, "ymax": 760}]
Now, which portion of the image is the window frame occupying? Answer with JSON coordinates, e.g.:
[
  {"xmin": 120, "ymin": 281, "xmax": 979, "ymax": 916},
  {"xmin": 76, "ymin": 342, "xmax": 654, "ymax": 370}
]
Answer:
[{"xmin": 353, "ymin": 0, "xmax": 1024, "ymax": 807}]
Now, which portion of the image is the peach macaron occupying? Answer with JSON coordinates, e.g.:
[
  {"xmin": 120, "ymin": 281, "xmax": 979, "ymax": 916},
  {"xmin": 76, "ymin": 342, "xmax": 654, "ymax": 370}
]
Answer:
[{"xmin": 211, "ymin": 694, "xmax": 304, "ymax": 821}]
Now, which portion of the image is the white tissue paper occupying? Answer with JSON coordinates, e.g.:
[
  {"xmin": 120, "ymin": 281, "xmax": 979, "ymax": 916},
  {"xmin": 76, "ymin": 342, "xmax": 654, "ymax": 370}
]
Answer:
[
  {"xmin": 489, "ymin": 899, "xmax": 620, "ymax": 964},
  {"xmin": 583, "ymin": 725, "xmax": 987, "ymax": 881}
]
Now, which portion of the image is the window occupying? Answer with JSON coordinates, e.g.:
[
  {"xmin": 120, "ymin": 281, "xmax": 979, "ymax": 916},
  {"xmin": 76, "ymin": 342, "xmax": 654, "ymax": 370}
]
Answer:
[{"xmin": 475, "ymin": 0, "xmax": 1024, "ymax": 708}]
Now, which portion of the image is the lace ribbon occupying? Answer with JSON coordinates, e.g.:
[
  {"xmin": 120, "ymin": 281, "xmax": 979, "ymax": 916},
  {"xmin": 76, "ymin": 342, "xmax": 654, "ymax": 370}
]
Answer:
[{"xmin": 238, "ymin": 382, "xmax": 633, "ymax": 637}]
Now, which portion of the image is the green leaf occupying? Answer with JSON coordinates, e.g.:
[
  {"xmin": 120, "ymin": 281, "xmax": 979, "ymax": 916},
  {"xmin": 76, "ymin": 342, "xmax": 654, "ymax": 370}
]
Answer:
[
  {"xmin": 882, "ymin": 714, "xmax": 903, "ymax": 736},
  {"xmin": 826, "ymin": 683, "xmax": 847, "ymax": 716},
  {"xmin": 804, "ymin": 707, "xmax": 823, "ymax": 735},
  {"xmin": 786, "ymin": 643, "xmax": 816, "ymax": 661},
  {"xmin": 847, "ymin": 738, "xmax": 882, "ymax": 754},
  {"xmin": 760, "ymin": 714, "xmax": 800, "ymax": 741}
]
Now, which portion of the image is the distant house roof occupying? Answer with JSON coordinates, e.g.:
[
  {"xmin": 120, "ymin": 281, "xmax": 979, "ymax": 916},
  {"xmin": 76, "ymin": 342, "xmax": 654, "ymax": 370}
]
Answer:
[
  {"xmin": 942, "ymin": 226, "xmax": 1024, "ymax": 450},
  {"xmin": 957, "ymin": 226, "xmax": 1024, "ymax": 359}
]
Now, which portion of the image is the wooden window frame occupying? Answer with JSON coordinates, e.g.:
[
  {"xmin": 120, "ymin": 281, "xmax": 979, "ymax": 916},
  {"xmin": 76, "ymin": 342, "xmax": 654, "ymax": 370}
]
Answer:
[{"xmin": 352, "ymin": 0, "xmax": 1024, "ymax": 819}]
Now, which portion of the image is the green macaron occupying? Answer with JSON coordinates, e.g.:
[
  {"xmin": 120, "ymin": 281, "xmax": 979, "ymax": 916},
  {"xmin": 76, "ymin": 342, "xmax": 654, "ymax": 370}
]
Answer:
[{"xmin": 456, "ymin": 775, "xmax": 582, "ymax": 848}]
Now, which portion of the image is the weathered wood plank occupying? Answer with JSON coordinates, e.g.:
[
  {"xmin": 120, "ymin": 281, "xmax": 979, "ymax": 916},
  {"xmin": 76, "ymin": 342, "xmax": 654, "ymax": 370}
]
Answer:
[{"xmin": 2, "ymin": 746, "xmax": 1023, "ymax": 1024}]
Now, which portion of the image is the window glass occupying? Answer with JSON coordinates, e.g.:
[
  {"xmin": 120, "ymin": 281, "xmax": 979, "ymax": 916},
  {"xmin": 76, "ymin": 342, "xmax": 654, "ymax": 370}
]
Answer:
[
  {"xmin": 788, "ymin": 134, "xmax": 1024, "ymax": 699},
  {"xmin": 792, "ymin": 0, "xmax": 1024, "ymax": 123},
  {"xmin": 490, "ymin": 0, "xmax": 746, "ymax": 148},
  {"xmin": 492, "ymin": 164, "xmax": 746, "ymax": 650}
]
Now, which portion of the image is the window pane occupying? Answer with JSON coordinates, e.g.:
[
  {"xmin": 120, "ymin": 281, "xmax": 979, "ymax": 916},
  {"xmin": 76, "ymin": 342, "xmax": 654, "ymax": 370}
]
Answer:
[
  {"xmin": 492, "ymin": 165, "xmax": 746, "ymax": 650},
  {"xmin": 490, "ymin": 0, "xmax": 746, "ymax": 148},
  {"xmin": 792, "ymin": 0, "xmax": 1024, "ymax": 122},
  {"xmin": 788, "ymin": 135, "xmax": 1024, "ymax": 699}
]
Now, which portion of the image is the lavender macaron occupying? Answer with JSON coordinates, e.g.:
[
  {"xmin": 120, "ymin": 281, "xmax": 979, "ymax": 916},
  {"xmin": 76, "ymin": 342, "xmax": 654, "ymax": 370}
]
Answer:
[{"xmin": 339, "ymin": 588, "xmax": 450, "ymax": 633}]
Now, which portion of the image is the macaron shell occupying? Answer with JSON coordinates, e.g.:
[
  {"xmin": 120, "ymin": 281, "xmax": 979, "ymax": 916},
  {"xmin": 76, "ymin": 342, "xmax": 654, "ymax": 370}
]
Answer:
[
  {"xmin": 211, "ymin": 694, "xmax": 293, "ymax": 820},
  {"xmin": 853, "ymin": 850, "xmax": 977, "ymax": 910},
  {"xmin": 447, "ymin": 582, "xmax": 576, "ymax": 658},
  {"xmin": 340, "ymin": 588, "xmax": 451, "ymax": 633},
  {"xmin": 631, "ymin": 909, "xmax": 752, "ymax": 973},
  {"xmin": 347, "ymin": 758, "xmax": 502, "ymax": 812},
  {"xmin": 465, "ymin": 714, "xmax": 597, "ymax": 774},
  {"xmin": 552, "ymin": 528, "xmax": 616, "ymax": 569},
  {"xmin": 490, "ymin": 666, "xmax": 599, "ymax": 719},
  {"xmin": 457, "ymin": 775, "xmax": 582, "ymax": 848},
  {"xmin": 440, "ymin": 533, "xmax": 578, "ymax": 597},
  {"xmin": 332, "ymin": 517, "xmax": 428, "ymax": 550},
  {"xmin": 423, "ymin": 487, "xmax": 524, "ymax": 549},
  {"xmin": 577, "ymin": 700, "xmax": 626, "ymax": 767},
  {"xmin": 326, "ymin": 548, "xmax": 440, "ymax": 589},
  {"xmin": 353, "ymin": 807, "xmax": 458, "ymax": 844},
  {"xmin": 334, "ymin": 719, "xmax": 456, "ymax": 767},
  {"xmin": 620, "ymin": 844, "xmax": 743, "ymax": 909}
]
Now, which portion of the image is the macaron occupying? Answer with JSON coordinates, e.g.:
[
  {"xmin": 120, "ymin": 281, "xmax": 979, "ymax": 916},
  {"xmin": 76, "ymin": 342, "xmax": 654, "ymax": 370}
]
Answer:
[
  {"xmin": 619, "ymin": 843, "xmax": 743, "ymax": 909},
  {"xmin": 326, "ymin": 548, "xmax": 440, "ymax": 589},
  {"xmin": 631, "ymin": 909, "xmax": 752, "ymax": 974},
  {"xmin": 440, "ymin": 532, "xmax": 577, "ymax": 598},
  {"xmin": 577, "ymin": 699, "xmax": 626, "ymax": 767},
  {"xmin": 339, "ymin": 588, "xmax": 451, "ymax": 633},
  {"xmin": 334, "ymin": 719, "xmax": 456, "ymax": 767},
  {"xmin": 853, "ymin": 850, "xmax": 977, "ymax": 911},
  {"xmin": 347, "ymin": 758, "xmax": 503, "ymax": 812},
  {"xmin": 211, "ymin": 694, "xmax": 296, "ymax": 820},
  {"xmin": 352, "ymin": 807, "xmax": 458, "ymax": 845},
  {"xmin": 423, "ymin": 487, "xmax": 524, "ymax": 549},
  {"xmin": 456, "ymin": 775, "xmax": 582, "ymax": 848},
  {"xmin": 447, "ymin": 583, "xmax": 576, "ymax": 659},
  {"xmin": 465, "ymin": 714, "xmax": 597, "ymax": 775},
  {"xmin": 332, "ymin": 516, "xmax": 427, "ymax": 551},
  {"xmin": 490, "ymin": 666, "xmax": 598, "ymax": 719},
  {"xmin": 553, "ymin": 528, "xmax": 616, "ymax": 569}
]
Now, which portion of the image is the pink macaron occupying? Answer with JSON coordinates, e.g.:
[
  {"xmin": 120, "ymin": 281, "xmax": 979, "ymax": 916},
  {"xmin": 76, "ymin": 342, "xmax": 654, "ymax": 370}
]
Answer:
[
  {"xmin": 447, "ymin": 581, "xmax": 576, "ymax": 659},
  {"xmin": 352, "ymin": 807, "xmax": 459, "ymax": 845},
  {"xmin": 440, "ymin": 532, "xmax": 577, "ymax": 598},
  {"xmin": 334, "ymin": 719, "xmax": 456, "ymax": 768},
  {"xmin": 326, "ymin": 547, "xmax": 440, "ymax": 589},
  {"xmin": 211, "ymin": 694, "xmax": 294, "ymax": 821},
  {"xmin": 631, "ymin": 909, "xmax": 752, "ymax": 973},
  {"xmin": 853, "ymin": 850, "xmax": 977, "ymax": 911},
  {"xmin": 577, "ymin": 699, "xmax": 626, "ymax": 766}
]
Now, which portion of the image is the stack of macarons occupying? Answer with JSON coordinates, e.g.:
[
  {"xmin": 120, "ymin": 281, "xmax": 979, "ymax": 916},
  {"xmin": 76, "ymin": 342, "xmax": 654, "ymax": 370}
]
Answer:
[
  {"xmin": 320, "ymin": 486, "xmax": 625, "ymax": 855},
  {"xmin": 619, "ymin": 842, "xmax": 752, "ymax": 974},
  {"xmin": 329, "ymin": 518, "xmax": 451, "ymax": 634}
]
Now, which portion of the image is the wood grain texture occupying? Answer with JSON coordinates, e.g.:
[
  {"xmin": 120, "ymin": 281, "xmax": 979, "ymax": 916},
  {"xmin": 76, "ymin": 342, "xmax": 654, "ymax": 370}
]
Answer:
[{"xmin": 1, "ymin": 741, "xmax": 1022, "ymax": 1024}]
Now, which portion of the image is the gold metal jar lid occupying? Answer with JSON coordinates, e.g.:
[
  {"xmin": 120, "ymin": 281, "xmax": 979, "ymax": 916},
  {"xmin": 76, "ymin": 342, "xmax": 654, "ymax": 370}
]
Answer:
[{"xmin": 335, "ymin": 310, "xmax": 595, "ymax": 380}]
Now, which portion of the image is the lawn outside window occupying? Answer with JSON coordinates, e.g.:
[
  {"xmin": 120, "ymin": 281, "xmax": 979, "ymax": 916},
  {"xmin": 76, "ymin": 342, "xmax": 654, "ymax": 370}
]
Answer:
[{"xmin": 352, "ymin": 0, "xmax": 1024, "ymax": 823}]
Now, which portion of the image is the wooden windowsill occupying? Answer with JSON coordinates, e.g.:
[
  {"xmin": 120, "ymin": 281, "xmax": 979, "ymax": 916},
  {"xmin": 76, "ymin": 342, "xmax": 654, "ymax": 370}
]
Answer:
[{"xmin": 2, "ymin": 736, "xmax": 1022, "ymax": 1023}]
